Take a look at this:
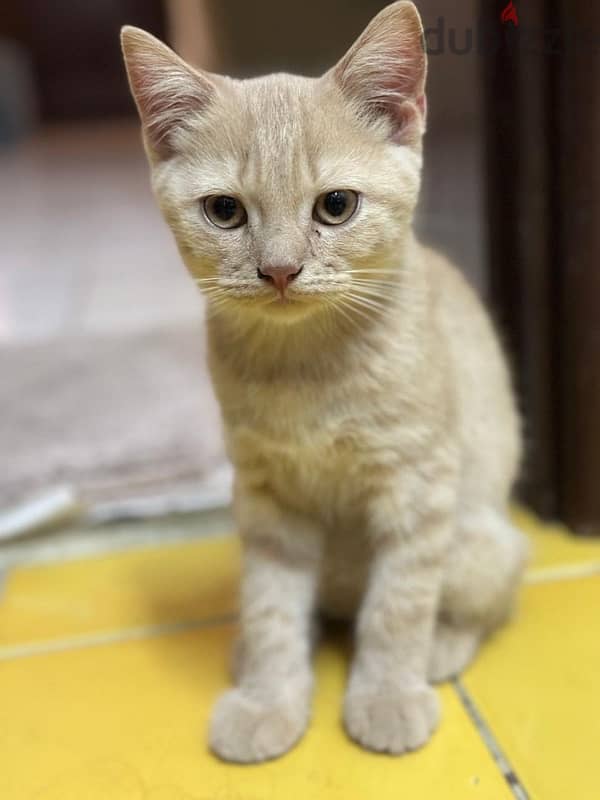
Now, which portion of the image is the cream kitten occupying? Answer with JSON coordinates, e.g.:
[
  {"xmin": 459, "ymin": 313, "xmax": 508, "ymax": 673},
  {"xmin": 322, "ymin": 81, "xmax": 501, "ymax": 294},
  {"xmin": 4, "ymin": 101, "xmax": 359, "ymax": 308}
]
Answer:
[{"xmin": 122, "ymin": 1, "xmax": 527, "ymax": 763}]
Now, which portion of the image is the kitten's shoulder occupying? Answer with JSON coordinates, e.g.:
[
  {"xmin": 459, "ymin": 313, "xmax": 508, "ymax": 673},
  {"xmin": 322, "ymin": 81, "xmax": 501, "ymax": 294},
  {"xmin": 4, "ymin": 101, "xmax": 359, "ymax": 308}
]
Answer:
[
  {"xmin": 414, "ymin": 242, "xmax": 492, "ymax": 331},
  {"xmin": 414, "ymin": 241, "xmax": 507, "ymax": 368},
  {"xmin": 416, "ymin": 243, "xmax": 481, "ymax": 306}
]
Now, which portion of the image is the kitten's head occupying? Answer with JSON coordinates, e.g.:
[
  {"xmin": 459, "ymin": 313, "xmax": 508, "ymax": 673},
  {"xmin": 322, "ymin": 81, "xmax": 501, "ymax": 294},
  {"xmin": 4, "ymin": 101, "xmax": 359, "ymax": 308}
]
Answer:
[{"xmin": 122, "ymin": 1, "xmax": 427, "ymax": 324}]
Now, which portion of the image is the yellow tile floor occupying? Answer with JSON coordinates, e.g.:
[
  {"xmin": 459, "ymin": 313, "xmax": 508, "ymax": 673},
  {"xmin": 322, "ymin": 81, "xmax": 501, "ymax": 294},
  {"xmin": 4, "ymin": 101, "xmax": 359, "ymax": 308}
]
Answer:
[{"xmin": 1, "ymin": 509, "xmax": 599, "ymax": 799}]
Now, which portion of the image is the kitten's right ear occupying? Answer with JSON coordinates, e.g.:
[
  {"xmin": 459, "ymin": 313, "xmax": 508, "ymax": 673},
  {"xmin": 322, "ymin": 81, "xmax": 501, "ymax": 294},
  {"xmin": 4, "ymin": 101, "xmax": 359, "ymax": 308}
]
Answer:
[
  {"xmin": 327, "ymin": 1, "xmax": 427, "ymax": 146},
  {"xmin": 121, "ymin": 26, "xmax": 216, "ymax": 160}
]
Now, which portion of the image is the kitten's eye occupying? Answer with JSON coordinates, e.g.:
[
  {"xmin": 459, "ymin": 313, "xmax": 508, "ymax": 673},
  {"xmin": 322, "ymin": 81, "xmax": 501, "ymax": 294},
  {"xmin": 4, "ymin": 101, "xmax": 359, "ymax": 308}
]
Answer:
[
  {"xmin": 313, "ymin": 190, "xmax": 359, "ymax": 225},
  {"xmin": 203, "ymin": 195, "xmax": 247, "ymax": 229}
]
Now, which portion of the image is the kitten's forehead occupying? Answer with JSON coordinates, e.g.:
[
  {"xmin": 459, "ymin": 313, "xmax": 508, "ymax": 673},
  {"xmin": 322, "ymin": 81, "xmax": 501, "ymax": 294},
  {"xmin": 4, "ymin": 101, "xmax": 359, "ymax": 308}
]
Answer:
[
  {"xmin": 215, "ymin": 73, "xmax": 378, "ymax": 202},
  {"xmin": 234, "ymin": 74, "xmax": 321, "ymax": 190},
  {"xmin": 239, "ymin": 74, "xmax": 315, "ymax": 134}
]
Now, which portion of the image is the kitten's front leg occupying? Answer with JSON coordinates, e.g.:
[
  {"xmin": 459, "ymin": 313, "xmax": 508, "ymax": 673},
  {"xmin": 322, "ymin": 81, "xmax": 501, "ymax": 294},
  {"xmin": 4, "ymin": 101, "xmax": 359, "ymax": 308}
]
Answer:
[
  {"xmin": 209, "ymin": 489, "xmax": 321, "ymax": 763},
  {"xmin": 344, "ymin": 466, "xmax": 456, "ymax": 755}
]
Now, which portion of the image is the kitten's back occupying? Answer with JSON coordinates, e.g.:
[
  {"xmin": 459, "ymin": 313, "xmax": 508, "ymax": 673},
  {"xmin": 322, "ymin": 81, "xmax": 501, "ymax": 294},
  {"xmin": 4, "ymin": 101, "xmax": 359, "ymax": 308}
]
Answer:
[{"xmin": 423, "ymin": 244, "xmax": 521, "ymax": 508}]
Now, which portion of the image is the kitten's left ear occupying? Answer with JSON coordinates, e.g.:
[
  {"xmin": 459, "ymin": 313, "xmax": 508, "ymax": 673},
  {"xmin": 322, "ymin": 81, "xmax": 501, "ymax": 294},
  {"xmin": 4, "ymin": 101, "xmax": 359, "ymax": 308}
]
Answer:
[{"xmin": 328, "ymin": 1, "xmax": 427, "ymax": 146}]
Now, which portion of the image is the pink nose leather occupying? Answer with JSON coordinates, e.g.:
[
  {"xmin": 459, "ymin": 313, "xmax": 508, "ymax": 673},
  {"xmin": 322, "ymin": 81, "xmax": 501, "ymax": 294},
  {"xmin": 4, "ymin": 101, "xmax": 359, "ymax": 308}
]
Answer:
[{"xmin": 258, "ymin": 264, "xmax": 303, "ymax": 296}]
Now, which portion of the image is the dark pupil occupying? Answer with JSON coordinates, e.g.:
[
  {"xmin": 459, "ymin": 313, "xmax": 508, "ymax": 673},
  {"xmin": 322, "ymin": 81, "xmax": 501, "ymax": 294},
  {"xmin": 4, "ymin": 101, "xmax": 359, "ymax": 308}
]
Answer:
[
  {"xmin": 213, "ymin": 196, "xmax": 237, "ymax": 221},
  {"xmin": 324, "ymin": 191, "xmax": 347, "ymax": 217}
]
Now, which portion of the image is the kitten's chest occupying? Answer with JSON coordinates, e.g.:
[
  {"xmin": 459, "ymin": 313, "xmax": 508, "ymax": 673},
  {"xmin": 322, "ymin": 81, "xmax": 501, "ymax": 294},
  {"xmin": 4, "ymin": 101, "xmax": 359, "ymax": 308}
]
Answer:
[
  {"xmin": 232, "ymin": 425, "xmax": 359, "ymax": 512},
  {"xmin": 225, "ymin": 384, "xmax": 374, "ymax": 516}
]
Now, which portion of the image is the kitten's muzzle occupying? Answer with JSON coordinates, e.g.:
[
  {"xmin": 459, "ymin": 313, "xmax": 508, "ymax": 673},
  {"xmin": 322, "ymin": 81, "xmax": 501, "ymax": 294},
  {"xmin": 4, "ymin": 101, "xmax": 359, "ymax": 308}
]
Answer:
[{"xmin": 257, "ymin": 264, "xmax": 303, "ymax": 297}]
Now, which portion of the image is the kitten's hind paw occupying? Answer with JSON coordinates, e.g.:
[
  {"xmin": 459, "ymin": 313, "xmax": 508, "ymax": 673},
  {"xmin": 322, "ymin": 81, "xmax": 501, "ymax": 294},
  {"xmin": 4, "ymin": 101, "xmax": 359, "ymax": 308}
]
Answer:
[{"xmin": 209, "ymin": 688, "xmax": 308, "ymax": 763}]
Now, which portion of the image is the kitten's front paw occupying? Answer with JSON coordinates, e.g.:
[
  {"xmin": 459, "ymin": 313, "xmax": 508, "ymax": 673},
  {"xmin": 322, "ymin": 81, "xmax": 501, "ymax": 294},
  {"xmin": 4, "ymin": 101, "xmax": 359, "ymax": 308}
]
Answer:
[
  {"xmin": 209, "ymin": 688, "xmax": 308, "ymax": 763},
  {"xmin": 344, "ymin": 682, "xmax": 440, "ymax": 755}
]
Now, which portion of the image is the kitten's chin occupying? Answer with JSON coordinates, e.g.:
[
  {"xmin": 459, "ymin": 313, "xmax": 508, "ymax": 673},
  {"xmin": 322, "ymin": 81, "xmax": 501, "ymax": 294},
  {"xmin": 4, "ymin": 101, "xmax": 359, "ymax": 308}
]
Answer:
[
  {"xmin": 210, "ymin": 291, "xmax": 324, "ymax": 326},
  {"xmin": 257, "ymin": 296, "xmax": 319, "ymax": 325}
]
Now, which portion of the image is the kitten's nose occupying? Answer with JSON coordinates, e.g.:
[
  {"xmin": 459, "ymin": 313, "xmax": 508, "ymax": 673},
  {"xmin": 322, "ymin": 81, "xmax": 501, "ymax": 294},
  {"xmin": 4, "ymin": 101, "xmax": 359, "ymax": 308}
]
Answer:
[{"xmin": 257, "ymin": 264, "xmax": 303, "ymax": 296}]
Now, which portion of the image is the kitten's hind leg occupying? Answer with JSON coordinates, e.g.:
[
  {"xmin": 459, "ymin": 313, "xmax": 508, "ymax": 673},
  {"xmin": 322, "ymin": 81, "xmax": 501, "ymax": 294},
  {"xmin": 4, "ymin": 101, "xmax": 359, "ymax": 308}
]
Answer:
[
  {"xmin": 428, "ymin": 507, "xmax": 528, "ymax": 683},
  {"xmin": 428, "ymin": 623, "xmax": 481, "ymax": 684}
]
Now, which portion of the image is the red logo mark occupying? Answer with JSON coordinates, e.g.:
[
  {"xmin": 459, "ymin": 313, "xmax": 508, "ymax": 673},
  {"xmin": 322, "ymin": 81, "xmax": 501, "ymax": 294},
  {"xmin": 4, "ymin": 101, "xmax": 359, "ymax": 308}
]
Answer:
[{"xmin": 501, "ymin": 1, "xmax": 519, "ymax": 26}]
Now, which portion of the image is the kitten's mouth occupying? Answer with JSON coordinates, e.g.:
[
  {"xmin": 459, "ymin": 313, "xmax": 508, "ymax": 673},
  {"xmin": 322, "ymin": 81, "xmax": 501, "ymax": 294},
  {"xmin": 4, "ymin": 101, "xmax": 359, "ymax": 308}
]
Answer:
[{"xmin": 259, "ymin": 288, "xmax": 320, "ymax": 321}]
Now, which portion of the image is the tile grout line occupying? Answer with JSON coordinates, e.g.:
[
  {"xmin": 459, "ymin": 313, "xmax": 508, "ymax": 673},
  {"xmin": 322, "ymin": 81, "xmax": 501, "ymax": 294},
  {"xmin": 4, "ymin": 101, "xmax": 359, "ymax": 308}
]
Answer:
[
  {"xmin": 452, "ymin": 678, "xmax": 530, "ymax": 800},
  {"xmin": 525, "ymin": 560, "xmax": 600, "ymax": 584},
  {"xmin": 0, "ymin": 613, "xmax": 238, "ymax": 661}
]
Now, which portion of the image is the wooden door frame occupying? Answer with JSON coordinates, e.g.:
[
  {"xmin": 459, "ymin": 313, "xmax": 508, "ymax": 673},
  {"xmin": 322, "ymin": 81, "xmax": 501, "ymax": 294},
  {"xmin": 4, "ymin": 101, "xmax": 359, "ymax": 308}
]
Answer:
[{"xmin": 482, "ymin": 0, "xmax": 600, "ymax": 532}]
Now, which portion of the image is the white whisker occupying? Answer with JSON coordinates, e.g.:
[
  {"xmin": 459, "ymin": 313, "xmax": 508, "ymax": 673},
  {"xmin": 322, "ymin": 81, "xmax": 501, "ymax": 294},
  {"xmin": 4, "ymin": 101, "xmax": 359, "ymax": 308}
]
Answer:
[
  {"xmin": 345, "ymin": 292, "xmax": 389, "ymax": 314},
  {"xmin": 336, "ymin": 295, "xmax": 377, "ymax": 324},
  {"xmin": 349, "ymin": 278, "xmax": 401, "ymax": 289},
  {"xmin": 325, "ymin": 296, "xmax": 361, "ymax": 333},
  {"xmin": 349, "ymin": 284, "xmax": 396, "ymax": 301},
  {"xmin": 347, "ymin": 268, "xmax": 398, "ymax": 276}
]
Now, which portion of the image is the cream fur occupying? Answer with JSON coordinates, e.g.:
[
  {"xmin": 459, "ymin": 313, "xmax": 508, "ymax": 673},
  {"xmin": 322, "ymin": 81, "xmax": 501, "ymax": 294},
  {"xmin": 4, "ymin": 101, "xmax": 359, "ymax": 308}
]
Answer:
[{"xmin": 122, "ymin": 1, "xmax": 528, "ymax": 763}]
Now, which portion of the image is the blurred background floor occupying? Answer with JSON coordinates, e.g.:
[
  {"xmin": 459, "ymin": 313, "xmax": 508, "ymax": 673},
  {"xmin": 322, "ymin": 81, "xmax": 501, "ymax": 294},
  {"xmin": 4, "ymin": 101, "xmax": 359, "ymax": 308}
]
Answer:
[
  {"xmin": 0, "ymin": 121, "xmax": 198, "ymax": 344},
  {"xmin": 0, "ymin": 123, "xmax": 223, "ymax": 506}
]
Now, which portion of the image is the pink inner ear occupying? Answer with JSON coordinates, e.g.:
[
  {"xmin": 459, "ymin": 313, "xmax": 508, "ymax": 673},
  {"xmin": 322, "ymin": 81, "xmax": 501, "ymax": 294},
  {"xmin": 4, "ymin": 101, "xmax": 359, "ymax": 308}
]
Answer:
[
  {"xmin": 334, "ymin": 36, "xmax": 427, "ymax": 146},
  {"xmin": 124, "ymin": 40, "xmax": 215, "ymax": 159},
  {"xmin": 140, "ymin": 76, "xmax": 210, "ymax": 156},
  {"xmin": 331, "ymin": 2, "xmax": 427, "ymax": 146}
]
